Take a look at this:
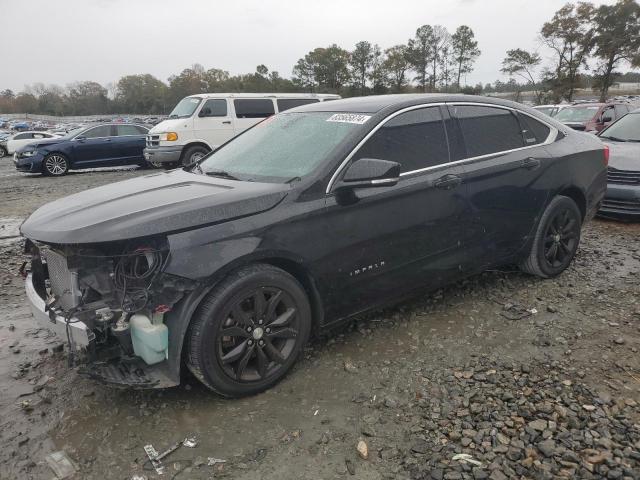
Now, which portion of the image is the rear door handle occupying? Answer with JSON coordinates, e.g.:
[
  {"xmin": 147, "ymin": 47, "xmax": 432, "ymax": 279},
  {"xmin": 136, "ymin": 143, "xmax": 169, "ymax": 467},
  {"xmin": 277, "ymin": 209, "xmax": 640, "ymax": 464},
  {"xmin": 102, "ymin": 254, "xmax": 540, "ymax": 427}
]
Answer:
[
  {"xmin": 521, "ymin": 157, "xmax": 541, "ymax": 170},
  {"xmin": 434, "ymin": 174, "xmax": 462, "ymax": 190}
]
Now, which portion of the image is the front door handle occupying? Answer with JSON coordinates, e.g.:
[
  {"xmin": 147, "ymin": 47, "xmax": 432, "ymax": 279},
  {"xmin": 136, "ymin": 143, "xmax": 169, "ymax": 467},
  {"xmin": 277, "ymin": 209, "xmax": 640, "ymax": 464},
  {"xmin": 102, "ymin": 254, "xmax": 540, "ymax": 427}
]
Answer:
[
  {"xmin": 434, "ymin": 174, "xmax": 462, "ymax": 190},
  {"xmin": 222, "ymin": 120, "xmax": 231, "ymax": 125},
  {"xmin": 521, "ymin": 157, "xmax": 541, "ymax": 170}
]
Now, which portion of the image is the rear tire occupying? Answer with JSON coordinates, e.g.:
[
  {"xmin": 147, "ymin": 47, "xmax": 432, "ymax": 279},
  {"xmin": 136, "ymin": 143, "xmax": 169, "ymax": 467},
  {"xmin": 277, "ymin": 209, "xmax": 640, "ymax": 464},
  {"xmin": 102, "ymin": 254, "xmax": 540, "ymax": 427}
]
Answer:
[
  {"xmin": 42, "ymin": 153, "xmax": 69, "ymax": 176},
  {"xmin": 181, "ymin": 145, "xmax": 209, "ymax": 166},
  {"xmin": 186, "ymin": 264, "xmax": 311, "ymax": 397},
  {"xmin": 520, "ymin": 195, "xmax": 582, "ymax": 278}
]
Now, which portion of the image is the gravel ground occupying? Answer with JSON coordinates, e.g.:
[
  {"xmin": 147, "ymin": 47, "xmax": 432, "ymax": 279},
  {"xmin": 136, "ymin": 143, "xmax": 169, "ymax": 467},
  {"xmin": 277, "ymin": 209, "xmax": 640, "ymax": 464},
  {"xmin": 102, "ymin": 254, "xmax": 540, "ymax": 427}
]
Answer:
[{"xmin": 0, "ymin": 156, "xmax": 639, "ymax": 480}]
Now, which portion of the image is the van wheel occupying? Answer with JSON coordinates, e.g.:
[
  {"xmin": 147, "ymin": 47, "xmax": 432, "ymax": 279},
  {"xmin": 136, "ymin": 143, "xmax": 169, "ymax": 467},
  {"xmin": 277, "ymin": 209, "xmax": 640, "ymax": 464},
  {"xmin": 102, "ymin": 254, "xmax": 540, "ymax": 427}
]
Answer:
[
  {"xmin": 186, "ymin": 264, "xmax": 311, "ymax": 397},
  {"xmin": 42, "ymin": 154, "xmax": 69, "ymax": 176},
  {"xmin": 520, "ymin": 196, "xmax": 582, "ymax": 278},
  {"xmin": 182, "ymin": 146, "xmax": 209, "ymax": 166}
]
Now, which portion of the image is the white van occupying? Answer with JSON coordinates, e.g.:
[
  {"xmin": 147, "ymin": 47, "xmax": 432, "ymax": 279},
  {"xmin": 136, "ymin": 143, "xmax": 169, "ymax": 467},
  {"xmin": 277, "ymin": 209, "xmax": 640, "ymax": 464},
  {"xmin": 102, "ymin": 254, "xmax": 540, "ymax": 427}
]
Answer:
[{"xmin": 144, "ymin": 93, "xmax": 340, "ymax": 167}]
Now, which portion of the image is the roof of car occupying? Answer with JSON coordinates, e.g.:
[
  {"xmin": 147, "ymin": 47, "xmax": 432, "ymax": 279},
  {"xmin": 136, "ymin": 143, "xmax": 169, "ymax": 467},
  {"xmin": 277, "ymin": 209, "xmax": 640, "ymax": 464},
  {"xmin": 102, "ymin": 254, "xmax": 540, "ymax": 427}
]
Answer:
[
  {"xmin": 293, "ymin": 94, "xmax": 531, "ymax": 114},
  {"xmin": 186, "ymin": 93, "xmax": 340, "ymax": 100}
]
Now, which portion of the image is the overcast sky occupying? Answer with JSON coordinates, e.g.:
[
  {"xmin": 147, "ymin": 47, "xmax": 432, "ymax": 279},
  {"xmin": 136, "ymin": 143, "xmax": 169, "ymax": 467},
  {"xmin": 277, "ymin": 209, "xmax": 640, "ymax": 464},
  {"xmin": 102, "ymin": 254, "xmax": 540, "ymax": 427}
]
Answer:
[{"xmin": 2, "ymin": 0, "xmax": 621, "ymax": 93}]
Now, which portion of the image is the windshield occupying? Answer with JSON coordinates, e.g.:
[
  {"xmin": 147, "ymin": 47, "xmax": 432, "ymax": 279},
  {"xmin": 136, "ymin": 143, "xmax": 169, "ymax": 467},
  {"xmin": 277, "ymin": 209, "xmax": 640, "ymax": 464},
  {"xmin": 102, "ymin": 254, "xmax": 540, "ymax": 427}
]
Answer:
[
  {"xmin": 199, "ymin": 112, "xmax": 360, "ymax": 182},
  {"xmin": 64, "ymin": 126, "xmax": 86, "ymax": 139},
  {"xmin": 169, "ymin": 97, "xmax": 202, "ymax": 118},
  {"xmin": 600, "ymin": 112, "xmax": 640, "ymax": 142},
  {"xmin": 554, "ymin": 106, "xmax": 600, "ymax": 123},
  {"xmin": 535, "ymin": 107, "xmax": 555, "ymax": 117}
]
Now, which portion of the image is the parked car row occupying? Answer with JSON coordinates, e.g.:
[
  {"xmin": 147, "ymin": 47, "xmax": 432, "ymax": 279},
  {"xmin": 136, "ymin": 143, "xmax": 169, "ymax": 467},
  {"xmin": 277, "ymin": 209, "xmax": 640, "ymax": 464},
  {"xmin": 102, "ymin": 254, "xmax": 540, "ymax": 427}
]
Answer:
[{"xmin": 534, "ymin": 101, "xmax": 636, "ymax": 133}]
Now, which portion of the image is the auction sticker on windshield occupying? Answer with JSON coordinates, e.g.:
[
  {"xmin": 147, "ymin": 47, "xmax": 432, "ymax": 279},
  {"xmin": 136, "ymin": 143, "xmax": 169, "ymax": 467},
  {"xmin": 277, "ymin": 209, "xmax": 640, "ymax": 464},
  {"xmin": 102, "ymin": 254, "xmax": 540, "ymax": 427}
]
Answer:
[{"xmin": 326, "ymin": 113, "xmax": 371, "ymax": 124}]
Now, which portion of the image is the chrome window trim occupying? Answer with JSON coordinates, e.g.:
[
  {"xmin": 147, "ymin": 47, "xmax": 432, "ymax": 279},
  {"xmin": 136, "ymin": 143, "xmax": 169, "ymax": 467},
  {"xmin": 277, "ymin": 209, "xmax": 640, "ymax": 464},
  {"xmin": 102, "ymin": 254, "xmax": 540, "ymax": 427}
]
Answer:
[{"xmin": 325, "ymin": 101, "xmax": 559, "ymax": 194}]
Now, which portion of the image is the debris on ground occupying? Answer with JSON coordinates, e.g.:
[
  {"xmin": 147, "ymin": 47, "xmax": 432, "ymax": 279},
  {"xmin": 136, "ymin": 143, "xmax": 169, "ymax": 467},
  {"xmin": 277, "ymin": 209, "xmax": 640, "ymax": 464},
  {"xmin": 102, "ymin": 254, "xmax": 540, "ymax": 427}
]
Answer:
[{"xmin": 45, "ymin": 451, "xmax": 76, "ymax": 479}]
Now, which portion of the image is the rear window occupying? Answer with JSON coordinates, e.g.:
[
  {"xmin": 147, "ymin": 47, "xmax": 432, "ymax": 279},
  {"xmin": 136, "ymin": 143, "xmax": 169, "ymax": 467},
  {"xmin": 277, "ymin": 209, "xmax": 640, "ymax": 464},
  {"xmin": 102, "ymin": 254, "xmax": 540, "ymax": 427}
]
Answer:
[
  {"xmin": 277, "ymin": 98, "xmax": 319, "ymax": 112},
  {"xmin": 452, "ymin": 105, "xmax": 524, "ymax": 157},
  {"xmin": 117, "ymin": 125, "xmax": 147, "ymax": 136},
  {"xmin": 234, "ymin": 99, "xmax": 275, "ymax": 119},
  {"xmin": 517, "ymin": 113, "xmax": 551, "ymax": 145}
]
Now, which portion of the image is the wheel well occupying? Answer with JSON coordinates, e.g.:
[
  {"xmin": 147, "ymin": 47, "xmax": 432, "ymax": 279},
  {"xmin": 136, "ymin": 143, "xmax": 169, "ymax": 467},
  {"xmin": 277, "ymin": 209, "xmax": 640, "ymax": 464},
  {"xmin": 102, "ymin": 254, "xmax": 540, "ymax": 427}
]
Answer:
[
  {"xmin": 558, "ymin": 187, "xmax": 586, "ymax": 220},
  {"xmin": 180, "ymin": 142, "xmax": 211, "ymax": 161},
  {"xmin": 259, "ymin": 258, "xmax": 324, "ymax": 335}
]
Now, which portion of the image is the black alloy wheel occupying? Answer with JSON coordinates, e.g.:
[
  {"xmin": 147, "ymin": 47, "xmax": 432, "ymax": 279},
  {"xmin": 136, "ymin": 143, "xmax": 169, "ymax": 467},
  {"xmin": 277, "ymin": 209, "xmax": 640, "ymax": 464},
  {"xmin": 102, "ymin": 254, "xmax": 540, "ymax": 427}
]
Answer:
[
  {"xmin": 218, "ymin": 287, "xmax": 299, "ymax": 382},
  {"xmin": 542, "ymin": 208, "xmax": 579, "ymax": 269},
  {"xmin": 521, "ymin": 195, "xmax": 582, "ymax": 278},
  {"xmin": 186, "ymin": 264, "xmax": 311, "ymax": 397}
]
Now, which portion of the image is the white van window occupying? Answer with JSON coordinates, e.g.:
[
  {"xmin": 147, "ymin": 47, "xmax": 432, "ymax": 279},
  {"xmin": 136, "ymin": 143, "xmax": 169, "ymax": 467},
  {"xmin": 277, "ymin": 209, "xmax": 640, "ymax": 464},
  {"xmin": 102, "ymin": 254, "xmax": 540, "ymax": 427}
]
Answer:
[
  {"xmin": 199, "ymin": 99, "xmax": 228, "ymax": 117},
  {"xmin": 277, "ymin": 98, "xmax": 319, "ymax": 112},
  {"xmin": 234, "ymin": 99, "xmax": 275, "ymax": 119}
]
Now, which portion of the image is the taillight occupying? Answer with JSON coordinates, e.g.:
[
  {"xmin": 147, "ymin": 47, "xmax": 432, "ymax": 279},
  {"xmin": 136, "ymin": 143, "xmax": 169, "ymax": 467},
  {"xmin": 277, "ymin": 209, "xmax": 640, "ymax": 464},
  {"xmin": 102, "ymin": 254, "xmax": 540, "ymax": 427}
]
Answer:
[{"xmin": 603, "ymin": 145, "xmax": 609, "ymax": 166}]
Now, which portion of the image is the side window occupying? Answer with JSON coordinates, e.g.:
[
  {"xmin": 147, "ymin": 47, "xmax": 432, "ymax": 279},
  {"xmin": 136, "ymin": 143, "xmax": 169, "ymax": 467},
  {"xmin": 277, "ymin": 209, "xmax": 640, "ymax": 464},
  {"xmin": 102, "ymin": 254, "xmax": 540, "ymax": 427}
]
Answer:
[
  {"xmin": 134, "ymin": 125, "xmax": 149, "ymax": 135},
  {"xmin": 82, "ymin": 125, "xmax": 112, "ymax": 138},
  {"xmin": 199, "ymin": 99, "xmax": 227, "ymax": 117},
  {"xmin": 234, "ymin": 99, "xmax": 275, "ymax": 119},
  {"xmin": 614, "ymin": 105, "xmax": 628, "ymax": 119},
  {"xmin": 601, "ymin": 106, "xmax": 614, "ymax": 122},
  {"xmin": 117, "ymin": 125, "xmax": 145, "ymax": 136},
  {"xmin": 353, "ymin": 106, "xmax": 450, "ymax": 173},
  {"xmin": 33, "ymin": 133, "xmax": 46, "ymax": 139},
  {"xmin": 517, "ymin": 112, "xmax": 551, "ymax": 145},
  {"xmin": 277, "ymin": 98, "xmax": 319, "ymax": 112},
  {"xmin": 14, "ymin": 133, "xmax": 30, "ymax": 140},
  {"xmin": 453, "ymin": 106, "xmax": 524, "ymax": 157}
]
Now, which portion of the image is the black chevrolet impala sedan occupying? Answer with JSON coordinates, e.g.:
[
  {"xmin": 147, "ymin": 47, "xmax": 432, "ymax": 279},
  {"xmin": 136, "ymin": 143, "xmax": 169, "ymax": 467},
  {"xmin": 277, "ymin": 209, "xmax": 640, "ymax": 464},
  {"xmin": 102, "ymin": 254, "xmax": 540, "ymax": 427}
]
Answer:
[{"xmin": 20, "ymin": 95, "xmax": 607, "ymax": 396}]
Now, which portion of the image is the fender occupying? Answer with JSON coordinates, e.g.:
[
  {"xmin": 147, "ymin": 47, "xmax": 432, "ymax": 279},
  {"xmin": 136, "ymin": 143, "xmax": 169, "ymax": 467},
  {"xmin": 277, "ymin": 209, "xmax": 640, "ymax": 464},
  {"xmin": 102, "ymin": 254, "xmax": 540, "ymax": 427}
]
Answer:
[{"xmin": 163, "ymin": 248, "xmax": 325, "ymax": 383}]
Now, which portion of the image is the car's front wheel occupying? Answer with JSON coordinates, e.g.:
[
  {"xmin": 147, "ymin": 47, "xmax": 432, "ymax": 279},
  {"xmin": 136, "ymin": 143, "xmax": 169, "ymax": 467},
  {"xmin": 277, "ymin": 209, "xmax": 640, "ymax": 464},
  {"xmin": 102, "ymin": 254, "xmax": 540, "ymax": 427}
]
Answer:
[
  {"xmin": 521, "ymin": 195, "xmax": 582, "ymax": 278},
  {"xmin": 181, "ymin": 145, "xmax": 209, "ymax": 166},
  {"xmin": 0, "ymin": 146, "xmax": 7, "ymax": 157},
  {"xmin": 186, "ymin": 264, "xmax": 311, "ymax": 397},
  {"xmin": 42, "ymin": 153, "xmax": 69, "ymax": 176}
]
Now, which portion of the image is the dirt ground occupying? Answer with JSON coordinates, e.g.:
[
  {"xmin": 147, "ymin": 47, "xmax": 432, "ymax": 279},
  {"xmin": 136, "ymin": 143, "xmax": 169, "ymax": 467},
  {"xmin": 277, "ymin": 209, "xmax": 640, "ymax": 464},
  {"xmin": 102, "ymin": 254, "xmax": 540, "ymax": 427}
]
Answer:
[{"xmin": 0, "ymin": 157, "xmax": 639, "ymax": 480}]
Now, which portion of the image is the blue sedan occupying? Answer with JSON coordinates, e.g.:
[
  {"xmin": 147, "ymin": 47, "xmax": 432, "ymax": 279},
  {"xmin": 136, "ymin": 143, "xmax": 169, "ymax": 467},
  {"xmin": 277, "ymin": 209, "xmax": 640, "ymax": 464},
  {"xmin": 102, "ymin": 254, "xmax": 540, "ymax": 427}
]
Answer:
[{"xmin": 14, "ymin": 123, "xmax": 149, "ymax": 176}]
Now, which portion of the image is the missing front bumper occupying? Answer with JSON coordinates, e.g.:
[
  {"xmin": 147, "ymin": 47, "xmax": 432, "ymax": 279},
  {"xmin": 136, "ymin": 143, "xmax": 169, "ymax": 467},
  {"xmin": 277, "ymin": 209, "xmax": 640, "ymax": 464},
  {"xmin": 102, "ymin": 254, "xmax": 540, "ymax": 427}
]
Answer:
[{"xmin": 25, "ymin": 273, "xmax": 92, "ymax": 348}]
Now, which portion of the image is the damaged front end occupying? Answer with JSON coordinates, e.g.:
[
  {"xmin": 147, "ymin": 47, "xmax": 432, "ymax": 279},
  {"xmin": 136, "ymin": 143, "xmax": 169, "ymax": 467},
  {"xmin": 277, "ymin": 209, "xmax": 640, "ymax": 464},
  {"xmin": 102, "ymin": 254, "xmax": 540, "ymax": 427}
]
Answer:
[{"xmin": 23, "ymin": 238, "xmax": 196, "ymax": 388}]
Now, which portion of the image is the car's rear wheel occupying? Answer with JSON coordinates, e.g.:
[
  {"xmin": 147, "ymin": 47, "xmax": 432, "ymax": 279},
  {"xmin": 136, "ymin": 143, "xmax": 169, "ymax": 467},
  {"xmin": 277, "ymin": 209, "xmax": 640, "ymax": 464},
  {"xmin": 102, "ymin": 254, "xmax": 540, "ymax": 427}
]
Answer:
[
  {"xmin": 42, "ymin": 153, "xmax": 69, "ymax": 176},
  {"xmin": 521, "ymin": 195, "xmax": 582, "ymax": 278},
  {"xmin": 181, "ymin": 145, "xmax": 209, "ymax": 166},
  {"xmin": 186, "ymin": 264, "xmax": 311, "ymax": 397}
]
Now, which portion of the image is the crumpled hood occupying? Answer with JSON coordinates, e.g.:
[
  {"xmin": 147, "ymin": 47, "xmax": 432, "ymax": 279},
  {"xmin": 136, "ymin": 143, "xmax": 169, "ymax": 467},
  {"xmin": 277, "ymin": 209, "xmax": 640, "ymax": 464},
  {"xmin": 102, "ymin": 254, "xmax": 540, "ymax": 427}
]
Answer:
[
  {"xmin": 602, "ymin": 140, "xmax": 640, "ymax": 171},
  {"xmin": 17, "ymin": 137, "xmax": 66, "ymax": 151},
  {"xmin": 21, "ymin": 169, "xmax": 288, "ymax": 244}
]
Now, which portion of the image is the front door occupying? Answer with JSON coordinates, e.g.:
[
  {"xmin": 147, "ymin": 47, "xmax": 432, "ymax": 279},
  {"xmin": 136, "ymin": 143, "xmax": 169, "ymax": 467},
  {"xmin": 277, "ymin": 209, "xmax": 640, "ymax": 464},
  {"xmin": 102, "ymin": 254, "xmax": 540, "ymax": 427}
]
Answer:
[
  {"xmin": 72, "ymin": 125, "xmax": 116, "ymax": 167},
  {"xmin": 319, "ymin": 106, "xmax": 470, "ymax": 321},
  {"xmin": 449, "ymin": 104, "xmax": 553, "ymax": 267},
  {"xmin": 193, "ymin": 98, "xmax": 235, "ymax": 149}
]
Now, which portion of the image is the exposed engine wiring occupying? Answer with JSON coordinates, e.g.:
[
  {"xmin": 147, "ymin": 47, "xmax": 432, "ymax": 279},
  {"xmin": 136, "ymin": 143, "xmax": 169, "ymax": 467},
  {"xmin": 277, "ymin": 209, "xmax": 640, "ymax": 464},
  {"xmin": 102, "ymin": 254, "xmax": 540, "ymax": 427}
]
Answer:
[{"xmin": 114, "ymin": 249, "xmax": 167, "ymax": 313}]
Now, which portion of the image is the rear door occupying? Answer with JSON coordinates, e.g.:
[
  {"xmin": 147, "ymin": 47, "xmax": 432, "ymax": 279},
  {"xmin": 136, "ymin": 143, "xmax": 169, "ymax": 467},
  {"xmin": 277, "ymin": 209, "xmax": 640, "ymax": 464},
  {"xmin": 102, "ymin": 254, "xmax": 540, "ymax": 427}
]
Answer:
[
  {"xmin": 114, "ymin": 125, "xmax": 148, "ymax": 163},
  {"xmin": 232, "ymin": 99, "xmax": 275, "ymax": 134},
  {"xmin": 320, "ymin": 105, "xmax": 471, "ymax": 320},
  {"xmin": 450, "ymin": 104, "xmax": 553, "ymax": 267},
  {"xmin": 72, "ymin": 125, "xmax": 116, "ymax": 166},
  {"xmin": 193, "ymin": 98, "xmax": 234, "ymax": 148}
]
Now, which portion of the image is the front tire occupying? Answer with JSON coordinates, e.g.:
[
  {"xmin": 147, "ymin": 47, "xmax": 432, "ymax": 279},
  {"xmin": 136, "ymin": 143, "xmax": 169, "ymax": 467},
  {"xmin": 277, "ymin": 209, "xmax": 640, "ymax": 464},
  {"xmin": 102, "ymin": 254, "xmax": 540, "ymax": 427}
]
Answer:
[
  {"xmin": 42, "ymin": 153, "xmax": 69, "ymax": 176},
  {"xmin": 181, "ymin": 145, "xmax": 209, "ymax": 166},
  {"xmin": 0, "ymin": 146, "xmax": 7, "ymax": 157},
  {"xmin": 521, "ymin": 195, "xmax": 582, "ymax": 278},
  {"xmin": 186, "ymin": 264, "xmax": 311, "ymax": 397}
]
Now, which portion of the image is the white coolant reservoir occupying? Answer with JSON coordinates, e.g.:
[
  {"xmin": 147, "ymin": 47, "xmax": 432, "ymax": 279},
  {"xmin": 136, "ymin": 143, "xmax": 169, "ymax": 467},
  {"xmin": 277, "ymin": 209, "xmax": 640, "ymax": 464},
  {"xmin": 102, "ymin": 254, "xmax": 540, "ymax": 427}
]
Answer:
[{"xmin": 130, "ymin": 313, "xmax": 168, "ymax": 365}]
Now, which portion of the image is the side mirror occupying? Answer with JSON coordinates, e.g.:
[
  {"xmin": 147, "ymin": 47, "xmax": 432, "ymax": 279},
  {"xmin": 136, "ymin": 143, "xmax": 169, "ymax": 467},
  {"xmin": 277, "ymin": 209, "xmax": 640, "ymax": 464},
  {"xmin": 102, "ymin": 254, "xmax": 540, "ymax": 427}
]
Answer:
[
  {"xmin": 334, "ymin": 158, "xmax": 401, "ymax": 191},
  {"xmin": 601, "ymin": 115, "xmax": 612, "ymax": 124},
  {"xmin": 199, "ymin": 108, "xmax": 211, "ymax": 117},
  {"xmin": 74, "ymin": 136, "xmax": 86, "ymax": 141}
]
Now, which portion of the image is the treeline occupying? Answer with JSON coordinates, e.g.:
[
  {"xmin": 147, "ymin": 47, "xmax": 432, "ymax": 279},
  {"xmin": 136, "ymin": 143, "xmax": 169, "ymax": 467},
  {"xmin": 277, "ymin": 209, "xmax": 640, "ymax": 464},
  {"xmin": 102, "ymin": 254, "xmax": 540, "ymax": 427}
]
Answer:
[
  {"xmin": 0, "ymin": 22, "xmax": 480, "ymax": 116},
  {"xmin": 499, "ymin": 0, "xmax": 640, "ymax": 103}
]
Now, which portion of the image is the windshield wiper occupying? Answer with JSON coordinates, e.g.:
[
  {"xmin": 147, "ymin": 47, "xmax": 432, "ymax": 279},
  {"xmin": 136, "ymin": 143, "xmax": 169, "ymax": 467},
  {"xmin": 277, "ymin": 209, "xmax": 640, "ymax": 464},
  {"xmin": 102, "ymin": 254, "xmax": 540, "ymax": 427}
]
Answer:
[
  {"xmin": 205, "ymin": 170, "xmax": 239, "ymax": 180},
  {"xmin": 600, "ymin": 135, "xmax": 627, "ymax": 142}
]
